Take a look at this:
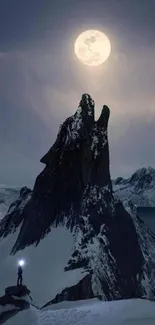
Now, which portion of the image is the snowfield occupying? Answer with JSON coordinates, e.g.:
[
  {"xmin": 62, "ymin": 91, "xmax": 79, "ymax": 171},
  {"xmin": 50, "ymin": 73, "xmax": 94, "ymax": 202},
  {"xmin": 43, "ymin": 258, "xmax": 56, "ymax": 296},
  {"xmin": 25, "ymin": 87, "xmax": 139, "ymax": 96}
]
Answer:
[
  {"xmin": 5, "ymin": 298, "xmax": 155, "ymax": 325},
  {"xmin": 0, "ymin": 226, "xmax": 87, "ymax": 307}
]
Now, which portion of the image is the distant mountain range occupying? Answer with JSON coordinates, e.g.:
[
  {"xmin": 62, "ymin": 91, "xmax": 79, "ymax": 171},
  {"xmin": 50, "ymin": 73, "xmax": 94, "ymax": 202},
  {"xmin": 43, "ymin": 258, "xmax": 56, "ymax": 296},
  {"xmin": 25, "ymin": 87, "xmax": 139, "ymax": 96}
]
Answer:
[
  {"xmin": 113, "ymin": 167, "xmax": 155, "ymax": 209},
  {"xmin": 1, "ymin": 166, "xmax": 154, "ymax": 222}
]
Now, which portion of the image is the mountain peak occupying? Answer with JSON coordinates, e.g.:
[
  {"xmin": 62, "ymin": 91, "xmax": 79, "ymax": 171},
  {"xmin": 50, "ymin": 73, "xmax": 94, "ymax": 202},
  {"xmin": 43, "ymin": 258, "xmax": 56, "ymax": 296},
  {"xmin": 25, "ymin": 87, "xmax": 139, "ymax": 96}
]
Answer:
[
  {"xmin": 2, "ymin": 94, "xmax": 154, "ymax": 303},
  {"xmin": 130, "ymin": 166, "xmax": 155, "ymax": 189},
  {"xmin": 79, "ymin": 93, "xmax": 95, "ymax": 118},
  {"xmin": 41, "ymin": 94, "xmax": 96, "ymax": 165},
  {"xmin": 113, "ymin": 166, "xmax": 155, "ymax": 208},
  {"xmin": 97, "ymin": 105, "xmax": 110, "ymax": 129},
  {"xmin": 11, "ymin": 94, "xmax": 112, "ymax": 250}
]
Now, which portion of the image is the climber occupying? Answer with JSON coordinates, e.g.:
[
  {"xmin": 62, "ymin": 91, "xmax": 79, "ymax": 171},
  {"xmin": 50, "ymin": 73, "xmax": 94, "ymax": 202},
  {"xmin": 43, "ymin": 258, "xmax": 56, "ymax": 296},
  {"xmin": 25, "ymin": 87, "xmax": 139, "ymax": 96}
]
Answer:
[
  {"xmin": 17, "ymin": 260, "xmax": 25, "ymax": 286},
  {"xmin": 17, "ymin": 265, "xmax": 23, "ymax": 286}
]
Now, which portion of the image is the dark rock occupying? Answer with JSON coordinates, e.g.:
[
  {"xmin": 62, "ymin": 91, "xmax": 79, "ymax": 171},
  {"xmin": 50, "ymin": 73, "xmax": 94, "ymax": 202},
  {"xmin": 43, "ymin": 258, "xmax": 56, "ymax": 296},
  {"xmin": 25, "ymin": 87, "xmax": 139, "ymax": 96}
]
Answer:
[
  {"xmin": 0, "ymin": 310, "xmax": 19, "ymax": 325},
  {"xmin": 0, "ymin": 285, "xmax": 31, "ymax": 324},
  {"xmin": 19, "ymin": 187, "xmax": 31, "ymax": 198},
  {"xmin": 11, "ymin": 93, "xmax": 112, "ymax": 251},
  {"xmin": 42, "ymin": 275, "xmax": 94, "ymax": 308},
  {"xmin": 114, "ymin": 177, "xmax": 124, "ymax": 185},
  {"xmin": 0, "ymin": 294, "xmax": 29, "ymax": 309},
  {"xmin": 97, "ymin": 105, "xmax": 110, "ymax": 129},
  {"xmin": 5, "ymin": 285, "xmax": 30, "ymax": 297}
]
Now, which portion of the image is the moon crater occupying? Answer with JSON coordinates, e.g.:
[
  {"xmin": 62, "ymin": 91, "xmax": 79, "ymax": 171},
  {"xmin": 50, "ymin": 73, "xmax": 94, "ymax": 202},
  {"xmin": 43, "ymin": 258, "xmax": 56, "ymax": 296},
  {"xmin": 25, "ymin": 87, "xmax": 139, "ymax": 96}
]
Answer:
[{"xmin": 74, "ymin": 30, "xmax": 111, "ymax": 66}]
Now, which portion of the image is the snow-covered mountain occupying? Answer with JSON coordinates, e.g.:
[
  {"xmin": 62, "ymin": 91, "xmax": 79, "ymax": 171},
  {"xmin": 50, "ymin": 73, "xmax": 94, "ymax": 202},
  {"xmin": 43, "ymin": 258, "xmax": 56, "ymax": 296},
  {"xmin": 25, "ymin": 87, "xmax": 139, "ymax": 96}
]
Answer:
[
  {"xmin": 113, "ymin": 167, "xmax": 155, "ymax": 208},
  {"xmin": 0, "ymin": 187, "xmax": 20, "ymax": 220},
  {"xmin": 0, "ymin": 94, "xmax": 155, "ymax": 307},
  {"xmin": 0, "ymin": 187, "xmax": 31, "ymax": 238},
  {"xmin": 113, "ymin": 168, "xmax": 155, "ymax": 234}
]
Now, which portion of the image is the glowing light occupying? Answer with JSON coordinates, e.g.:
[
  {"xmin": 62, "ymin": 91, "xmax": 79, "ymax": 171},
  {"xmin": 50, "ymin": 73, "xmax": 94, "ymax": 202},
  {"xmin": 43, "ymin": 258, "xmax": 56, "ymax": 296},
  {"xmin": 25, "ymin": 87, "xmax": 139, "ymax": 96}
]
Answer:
[
  {"xmin": 18, "ymin": 259, "xmax": 25, "ymax": 267},
  {"xmin": 74, "ymin": 30, "xmax": 111, "ymax": 66}
]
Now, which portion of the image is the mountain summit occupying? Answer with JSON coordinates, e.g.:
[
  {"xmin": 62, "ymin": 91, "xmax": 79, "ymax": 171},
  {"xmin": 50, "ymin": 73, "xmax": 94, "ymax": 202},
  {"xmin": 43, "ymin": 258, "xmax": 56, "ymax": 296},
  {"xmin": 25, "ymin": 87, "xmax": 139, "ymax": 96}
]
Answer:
[
  {"xmin": 0, "ymin": 94, "xmax": 155, "ymax": 304},
  {"xmin": 11, "ymin": 93, "xmax": 112, "ymax": 251},
  {"xmin": 113, "ymin": 167, "xmax": 155, "ymax": 208}
]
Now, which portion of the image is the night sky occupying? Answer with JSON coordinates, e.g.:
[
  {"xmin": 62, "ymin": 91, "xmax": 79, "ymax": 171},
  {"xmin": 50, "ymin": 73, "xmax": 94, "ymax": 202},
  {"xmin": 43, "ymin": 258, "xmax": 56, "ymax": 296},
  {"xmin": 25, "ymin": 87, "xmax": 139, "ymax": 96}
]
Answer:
[{"xmin": 0, "ymin": 0, "xmax": 155, "ymax": 187}]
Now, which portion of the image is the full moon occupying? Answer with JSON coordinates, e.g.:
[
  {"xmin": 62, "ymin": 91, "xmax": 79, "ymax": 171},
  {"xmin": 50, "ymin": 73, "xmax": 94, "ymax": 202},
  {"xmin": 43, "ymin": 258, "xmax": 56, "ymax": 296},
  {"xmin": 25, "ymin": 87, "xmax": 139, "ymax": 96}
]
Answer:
[{"xmin": 74, "ymin": 30, "xmax": 111, "ymax": 66}]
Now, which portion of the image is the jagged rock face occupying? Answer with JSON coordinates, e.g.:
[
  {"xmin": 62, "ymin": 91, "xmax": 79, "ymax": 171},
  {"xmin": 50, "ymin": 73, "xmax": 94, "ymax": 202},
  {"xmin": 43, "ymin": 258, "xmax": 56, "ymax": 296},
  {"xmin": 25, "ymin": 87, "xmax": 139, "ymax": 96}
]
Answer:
[
  {"xmin": 0, "ymin": 94, "xmax": 152, "ymax": 302},
  {"xmin": 11, "ymin": 94, "xmax": 112, "ymax": 251},
  {"xmin": 42, "ymin": 275, "xmax": 94, "ymax": 308},
  {"xmin": 0, "ymin": 187, "xmax": 31, "ymax": 237}
]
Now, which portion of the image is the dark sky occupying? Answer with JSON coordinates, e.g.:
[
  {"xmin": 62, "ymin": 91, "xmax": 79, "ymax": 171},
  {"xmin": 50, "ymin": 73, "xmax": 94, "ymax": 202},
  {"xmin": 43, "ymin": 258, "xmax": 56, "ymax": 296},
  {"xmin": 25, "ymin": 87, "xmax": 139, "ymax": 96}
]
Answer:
[{"xmin": 0, "ymin": 0, "xmax": 155, "ymax": 187}]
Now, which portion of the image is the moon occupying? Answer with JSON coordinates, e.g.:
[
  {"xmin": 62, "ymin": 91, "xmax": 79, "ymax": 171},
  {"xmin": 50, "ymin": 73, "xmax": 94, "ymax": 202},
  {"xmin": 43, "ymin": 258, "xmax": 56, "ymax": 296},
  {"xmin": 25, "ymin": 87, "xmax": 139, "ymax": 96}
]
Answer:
[{"xmin": 74, "ymin": 30, "xmax": 111, "ymax": 66}]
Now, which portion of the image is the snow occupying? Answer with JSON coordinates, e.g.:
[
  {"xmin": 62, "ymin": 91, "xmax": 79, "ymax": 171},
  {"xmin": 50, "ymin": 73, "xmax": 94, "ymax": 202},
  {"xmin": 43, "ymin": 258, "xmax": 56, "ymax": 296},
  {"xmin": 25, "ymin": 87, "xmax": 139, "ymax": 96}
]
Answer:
[
  {"xmin": 0, "ymin": 187, "xmax": 20, "ymax": 220},
  {"xmin": 5, "ymin": 307, "xmax": 38, "ymax": 325},
  {"xmin": 85, "ymin": 93, "xmax": 95, "ymax": 114},
  {"xmin": 5, "ymin": 298, "xmax": 155, "ymax": 325},
  {"xmin": 91, "ymin": 128, "xmax": 107, "ymax": 159},
  {"xmin": 0, "ymin": 304, "xmax": 18, "ymax": 314},
  {"xmin": 65, "ymin": 107, "xmax": 83, "ymax": 144},
  {"xmin": 11, "ymin": 294, "xmax": 32, "ymax": 303},
  {"xmin": 113, "ymin": 167, "xmax": 155, "ymax": 208},
  {"xmin": 114, "ymin": 184, "xmax": 155, "ymax": 208},
  {"xmin": 0, "ymin": 226, "xmax": 87, "ymax": 307},
  {"xmin": 42, "ymin": 298, "xmax": 99, "ymax": 311},
  {"xmin": 91, "ymin": 132, "xmax": 99, "ymax": 158}
]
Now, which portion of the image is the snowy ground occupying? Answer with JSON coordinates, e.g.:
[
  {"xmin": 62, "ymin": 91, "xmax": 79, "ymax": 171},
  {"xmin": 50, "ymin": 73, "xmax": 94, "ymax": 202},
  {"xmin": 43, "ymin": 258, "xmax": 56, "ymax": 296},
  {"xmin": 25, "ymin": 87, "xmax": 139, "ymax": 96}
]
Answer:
[
  {"xmin": 0, "ymin": 226, "xmax": 86, "ymax": 306},
  {"xmin": 5, "ymin": 298, "xmax": 155, "ymax": 325}
]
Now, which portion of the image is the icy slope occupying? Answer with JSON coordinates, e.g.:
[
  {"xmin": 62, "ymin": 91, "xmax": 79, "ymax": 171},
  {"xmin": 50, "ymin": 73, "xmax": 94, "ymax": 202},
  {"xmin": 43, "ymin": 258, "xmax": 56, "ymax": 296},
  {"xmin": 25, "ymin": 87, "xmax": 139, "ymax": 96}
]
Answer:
[
  {"xmin": 113, "ymin": 167, "xmax": 155, "ymax": 208},
  {"xmin": 5, "ymin": 299, "xmax": 155, "ymax": 325},
  {"xmin": 0, "ymin": 187, "xmax": 20, "ymax": 220},
  {"xmin": 5, "ymin": 306, "xmax": 38, "ymax": 325},
  {"xmin": 0, "ymin": 226, "xmax": 86, "ymax": 307}
]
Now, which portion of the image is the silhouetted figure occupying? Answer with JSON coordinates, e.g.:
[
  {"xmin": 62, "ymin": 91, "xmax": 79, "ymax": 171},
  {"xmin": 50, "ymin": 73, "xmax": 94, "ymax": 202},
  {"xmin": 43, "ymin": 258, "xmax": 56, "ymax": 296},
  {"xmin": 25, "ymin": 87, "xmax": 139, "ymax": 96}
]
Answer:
[{"xmin": 17, "ymin": 266, "xmax": 23, "ymax": 286}]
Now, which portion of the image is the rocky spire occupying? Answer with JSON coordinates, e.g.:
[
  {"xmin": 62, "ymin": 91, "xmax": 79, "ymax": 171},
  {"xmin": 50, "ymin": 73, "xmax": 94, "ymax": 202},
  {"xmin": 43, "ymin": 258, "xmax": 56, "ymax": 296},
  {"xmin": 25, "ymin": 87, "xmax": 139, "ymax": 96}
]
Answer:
[
  {"xmin": 11, "ymin": 94, "xmax": 112, "ymax": 251},
  {"xmin": 1, "ymin": 94, "xmax": 150, "ymax": 302},
  {"xmin": 97, "ymin": 105, "xmax": 110, "ymax": 129}
]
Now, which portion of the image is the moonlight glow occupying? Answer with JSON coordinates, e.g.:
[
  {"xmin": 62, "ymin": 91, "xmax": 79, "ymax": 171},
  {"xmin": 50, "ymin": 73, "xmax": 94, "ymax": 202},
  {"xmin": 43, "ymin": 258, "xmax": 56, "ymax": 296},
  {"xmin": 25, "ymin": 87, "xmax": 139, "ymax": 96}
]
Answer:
[{"xmin": 74, "ymin": 30, "xmax": 111, "ymax": 66}]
